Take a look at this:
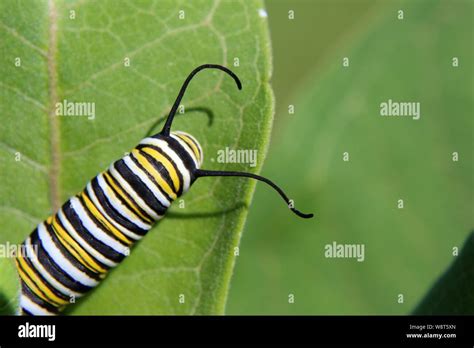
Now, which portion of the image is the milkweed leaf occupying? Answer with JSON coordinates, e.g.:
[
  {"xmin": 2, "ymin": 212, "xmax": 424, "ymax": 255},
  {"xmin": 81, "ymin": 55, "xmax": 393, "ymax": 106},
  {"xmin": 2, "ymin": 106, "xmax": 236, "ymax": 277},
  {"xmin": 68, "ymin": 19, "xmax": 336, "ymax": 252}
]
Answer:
[{"xmin": 0, "ymin": 0, "xmax": 273, "ymax": 315}]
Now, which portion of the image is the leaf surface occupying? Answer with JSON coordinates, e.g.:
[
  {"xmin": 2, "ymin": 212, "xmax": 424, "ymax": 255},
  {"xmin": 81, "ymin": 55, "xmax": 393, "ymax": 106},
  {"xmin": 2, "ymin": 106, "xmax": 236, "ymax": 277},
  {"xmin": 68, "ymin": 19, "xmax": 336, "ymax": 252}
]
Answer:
[{"xmin": 0, "ymin": 0, "xmax": 273, "ymax": 315}]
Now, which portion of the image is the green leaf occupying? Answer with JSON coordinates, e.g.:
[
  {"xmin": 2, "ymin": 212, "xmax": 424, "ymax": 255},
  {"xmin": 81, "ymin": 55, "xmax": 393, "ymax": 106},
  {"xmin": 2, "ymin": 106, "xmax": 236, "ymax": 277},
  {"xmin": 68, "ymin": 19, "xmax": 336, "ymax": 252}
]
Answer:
[
  {"xmin": 0, "ymin": 0, "xmax": 273, "ymax": 315},
  {"xmin": 227, "ymin": 0, "xmax": 473, "ymax": 314},
  {"xmin": 0, "ymin": 258, "xmax": 19, "ymax": 315},
  {"xmin": 413, "ymin": 232, "xmax": 474, "ymax": 315}
]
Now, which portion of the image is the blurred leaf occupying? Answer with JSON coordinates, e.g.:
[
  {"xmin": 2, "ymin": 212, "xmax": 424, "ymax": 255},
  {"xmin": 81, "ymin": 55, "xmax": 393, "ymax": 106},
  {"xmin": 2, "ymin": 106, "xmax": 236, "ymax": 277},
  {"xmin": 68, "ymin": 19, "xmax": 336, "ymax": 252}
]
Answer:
[
  {"xmin": 0, "ymin": 258, "xmax": 19, "ymax": 315},
  {"xmin": 0, "ymin": 0, "xmax": 273, "ymax": 314},
  {"xmin": 266, "ymin": 0, "xmax": 378, "ymax": 116},
  {"xmin": 228, "ymin": 0, "xmax": 473, "ymax": 314},
  {"xmin": 414, "ymin": 232, "xmax": 474, "ymax": 315}
]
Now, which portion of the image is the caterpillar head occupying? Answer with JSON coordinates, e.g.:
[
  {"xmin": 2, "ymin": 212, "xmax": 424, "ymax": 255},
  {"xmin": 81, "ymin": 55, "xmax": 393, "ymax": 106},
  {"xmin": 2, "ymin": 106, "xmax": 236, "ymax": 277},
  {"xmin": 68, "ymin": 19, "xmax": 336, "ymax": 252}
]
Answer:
[
  {"xmin": 157, "ymin": 64, "xmax": 313, "ymax": 218},
  {"xmin": 170, "ymin": 131, "xmax": 203, "ymax": 169}
]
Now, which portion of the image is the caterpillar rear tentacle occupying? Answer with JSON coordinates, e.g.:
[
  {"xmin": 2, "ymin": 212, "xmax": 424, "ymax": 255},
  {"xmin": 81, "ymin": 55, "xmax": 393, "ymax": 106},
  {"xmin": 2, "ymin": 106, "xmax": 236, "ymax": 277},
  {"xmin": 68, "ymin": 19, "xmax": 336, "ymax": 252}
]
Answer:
[{"xmin": 15, "ymin": 64, "xmax": 313, "ymax": 316}]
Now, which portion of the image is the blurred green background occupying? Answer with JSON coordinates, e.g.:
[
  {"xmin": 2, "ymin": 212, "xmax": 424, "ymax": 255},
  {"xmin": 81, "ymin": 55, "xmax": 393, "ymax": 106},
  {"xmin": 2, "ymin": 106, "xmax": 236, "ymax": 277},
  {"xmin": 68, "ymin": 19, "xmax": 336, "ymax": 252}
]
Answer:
[{"xmin": 227, "ymin": 0, "xmax": 473, "ymax": 314}]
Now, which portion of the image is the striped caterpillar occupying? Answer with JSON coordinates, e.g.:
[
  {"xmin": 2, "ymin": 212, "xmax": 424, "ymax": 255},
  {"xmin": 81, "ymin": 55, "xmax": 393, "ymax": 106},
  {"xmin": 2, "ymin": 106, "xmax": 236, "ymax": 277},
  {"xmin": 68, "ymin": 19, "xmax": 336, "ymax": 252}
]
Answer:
[{"xmin": 14, "ymin": 64, "xmax": 313, "ymax": 315}]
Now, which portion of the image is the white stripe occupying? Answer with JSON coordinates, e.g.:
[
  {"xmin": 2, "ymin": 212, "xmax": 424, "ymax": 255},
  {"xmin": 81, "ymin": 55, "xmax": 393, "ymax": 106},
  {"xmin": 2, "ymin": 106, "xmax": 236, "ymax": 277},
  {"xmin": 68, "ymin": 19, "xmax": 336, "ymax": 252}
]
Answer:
[
  {"xmin": 139, "ymin": 137, "xmax": 191, "ymax": 192},
  {"xmin": 86, "ymin": 182, "xmax": 143, "ymax": 241},
  {"xmin": 174, "ymin": 131, "xmax": 203, "ymax": 166},
  {"xmin": 122, "ymin": 155, "xmax": 171, "ymax": 207},
  {"xmin": 37, "ymin": 223, "xmax": 99, "ymax": 287},
  {"xmin": 57, "ymin": 209, "xmax": 117, "ymax": 268},
  {"xmin": 108, "ymin": 164, "xmax": 161, "ymax": 220},
  {"xmin": 96, "ymin": 174, "xmax": 152, "ymax": 230},
  {"xmin": 70, "ymin": 197, "xmax": 129, "ymax": 255},
  {"xmin": 170, "ymin": 134, "xmax": 199, "ymax": 168},
  {"xmin": 20, "ymin": 294, "xmax": 55, "ymax": 315},
  {"xmin": 24, "ymin": 237, "xmax": 81, "ymax": 298}
]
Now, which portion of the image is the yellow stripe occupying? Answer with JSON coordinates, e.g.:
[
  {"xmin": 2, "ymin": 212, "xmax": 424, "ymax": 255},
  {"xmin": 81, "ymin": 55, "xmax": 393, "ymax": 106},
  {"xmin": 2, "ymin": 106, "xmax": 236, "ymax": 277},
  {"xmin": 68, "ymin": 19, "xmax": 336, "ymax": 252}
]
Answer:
[
  {"xmin": 52, "ymin": 225, "xmax": 97, "ymax": 273},
  {"xmin": 51, "ymin": 217, "xmax": 107, "ymax": 274},
  {"xmin": 141, "ymin": 146, "xmax": 180, "ymax": 191},
  {"xmin": 132, "ymin": 149, "xmax": 177, "ymax": 200},
  {"xmin": 104, "ymin": 186, "xmax": 149, "ymax": 227},
  {"xmin": 15, "ymin": 256, "xmax": 67, "ymax": 306},
  {"xmin": 103, "ymin": 172, "xmax": 152, "ymax": 224},
  {"xmin": 15, "ymin": 258, "xmax": 51, "ymax": 304},
  {"xmin": 16, "ymin": 265, "xmax": 55, "ymax": 305},
  {"xmin": 81, "ymin": 192, "xmax": 132, "ymax": 246},
  {"xmin": 177, "ymin": 134, "xmax": 201, "ymax": 164}
]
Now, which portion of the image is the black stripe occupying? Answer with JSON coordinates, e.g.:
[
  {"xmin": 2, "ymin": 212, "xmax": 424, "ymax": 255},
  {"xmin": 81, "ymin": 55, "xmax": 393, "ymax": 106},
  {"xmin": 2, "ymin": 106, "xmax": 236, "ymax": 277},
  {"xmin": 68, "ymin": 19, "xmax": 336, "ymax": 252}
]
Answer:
[
  {"xmin": 113, "ymin": 159, "xmax": 167, "ymax": 215},
  {"xmin": 159, "ymin": 135, "xmax": 197, "ymax": 184},
  {"xmin": 30, "ymin": 229, "xmax": 91, "ymax": 294},
  {"xmin": 129, "ymin": 152, "xmax": 174, "ymax": 203},
  {"xmin": 45, "ymin": 222, "xmax": 102, "ymax": 281},
  {"xmin": 16, "ymin": 258, "xmax": 58, "ymax": 306},
  {"xmin": 77, "ymin": 194, "xmax": 131, "ymax": 247},
  {"xmin": 180, "ymin": 134, "xmax": 202, "ymax": 162},
  {"xmin": 137, "ymin": 145, "xmax": 184, "ymax": 196},
  {"xmin": 21, "ymin": 308, "xmax": 34, "ymax": 316},
  {"xmin": 20, "ymin": 247, "xmax": 71, "ymax": 302},
  {"xmin": 54, "ymin": 214, "xmax": 110, "ymax": 271},
  {"xmin": 21, "ymin": 280, "xmax": 60, "ymax": 314},
  {"xmin": 63, "ymin": 202, "xmax": 125, "ymax": 263},
  {"xmin": 90, "ymin": 178, "xmax": 148, "ymax": 236},
  {"xmin": 171, "ymin": 135, "xmax": 199, "ymax": 168},
  {"xmin": 102, "ymin": 171, "xmax": 153, "ymax": 223}
]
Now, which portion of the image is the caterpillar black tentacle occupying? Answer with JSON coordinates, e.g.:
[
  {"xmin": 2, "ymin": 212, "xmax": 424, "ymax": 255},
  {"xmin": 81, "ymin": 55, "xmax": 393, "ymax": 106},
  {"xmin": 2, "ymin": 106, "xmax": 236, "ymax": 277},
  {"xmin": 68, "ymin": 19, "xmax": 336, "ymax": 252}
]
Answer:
[{"xmin": 14, "ymin": 64, "xmax": 313, "ymax": 316}]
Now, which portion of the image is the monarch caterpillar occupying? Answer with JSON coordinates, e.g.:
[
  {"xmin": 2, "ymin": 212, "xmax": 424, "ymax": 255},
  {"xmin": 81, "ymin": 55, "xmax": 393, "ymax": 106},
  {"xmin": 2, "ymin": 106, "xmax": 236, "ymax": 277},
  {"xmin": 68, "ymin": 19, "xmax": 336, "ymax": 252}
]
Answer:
[{"xmin": 14, "ymin": 64, "xmax": 313, "ymax": 315}]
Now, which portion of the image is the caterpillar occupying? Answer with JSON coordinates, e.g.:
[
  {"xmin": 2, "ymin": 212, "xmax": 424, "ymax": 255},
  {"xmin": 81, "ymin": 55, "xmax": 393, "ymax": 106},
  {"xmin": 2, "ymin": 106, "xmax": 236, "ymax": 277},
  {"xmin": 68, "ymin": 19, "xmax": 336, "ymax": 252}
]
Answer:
[{"xmin": 14, "ymin": 64, "xmax": 313, "ymax": 315}]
